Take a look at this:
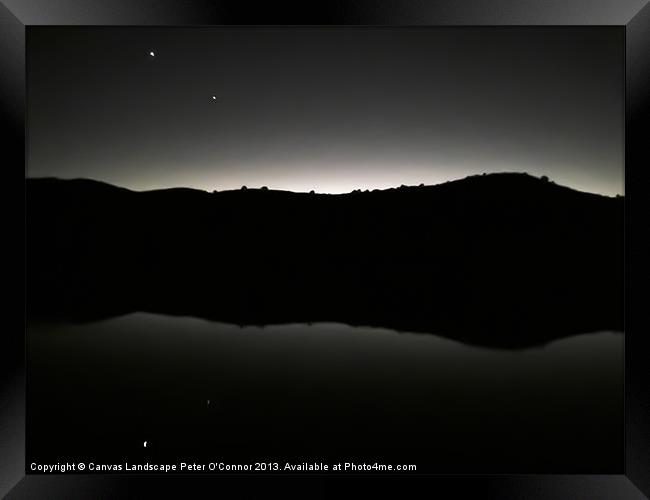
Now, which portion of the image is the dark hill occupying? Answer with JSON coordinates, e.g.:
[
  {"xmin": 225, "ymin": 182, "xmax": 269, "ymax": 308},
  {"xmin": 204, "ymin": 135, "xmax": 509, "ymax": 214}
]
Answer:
[{"xmin": 25, "ymin": 173, "xmax": 623, "ymax": 348}]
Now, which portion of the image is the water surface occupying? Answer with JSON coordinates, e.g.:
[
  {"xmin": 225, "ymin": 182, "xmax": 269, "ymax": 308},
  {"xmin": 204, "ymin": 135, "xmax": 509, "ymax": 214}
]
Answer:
[{"xmin": 28, "ymin": 314, "xmax": 623, "ymax": 473}]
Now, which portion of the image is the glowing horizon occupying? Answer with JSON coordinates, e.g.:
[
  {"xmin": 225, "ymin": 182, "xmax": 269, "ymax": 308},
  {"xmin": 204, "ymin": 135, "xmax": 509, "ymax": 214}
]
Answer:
[
  {"xmin": 28, "ymin": 28, "xmax": 624, "ymax": 200},
  {"xmin": 27, "ymin": 167, "xmax": 624, "ymax": 198}
]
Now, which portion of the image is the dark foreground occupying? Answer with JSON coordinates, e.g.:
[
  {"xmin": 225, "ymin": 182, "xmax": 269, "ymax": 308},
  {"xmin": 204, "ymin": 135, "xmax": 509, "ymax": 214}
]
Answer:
[
  {"xmin": 26, "ymin": 173, "xmax": 624, "ymax": 472},
  {"xmin": 26, "ymin": 172, "xmax": 623, "ymax": 349}
]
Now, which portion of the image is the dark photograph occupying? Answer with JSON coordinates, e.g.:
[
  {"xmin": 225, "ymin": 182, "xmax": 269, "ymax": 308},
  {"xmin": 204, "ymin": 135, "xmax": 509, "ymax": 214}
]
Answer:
[{"xmin": 25, "ymin": 26, "xmax": 624, "ymax": 474}]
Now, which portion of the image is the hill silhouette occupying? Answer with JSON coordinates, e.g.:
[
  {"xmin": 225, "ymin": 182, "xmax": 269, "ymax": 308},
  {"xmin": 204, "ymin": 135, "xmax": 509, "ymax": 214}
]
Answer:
[{"xmin": 25, "ymin": 172, "xmax": 623, "ymax": 348}]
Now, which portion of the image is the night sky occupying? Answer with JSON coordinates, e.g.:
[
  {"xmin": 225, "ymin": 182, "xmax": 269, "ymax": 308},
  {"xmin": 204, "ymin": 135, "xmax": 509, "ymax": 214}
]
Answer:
[{"xmin": 27, "ymin": 27, "xmax": 623, "ymax": 196}]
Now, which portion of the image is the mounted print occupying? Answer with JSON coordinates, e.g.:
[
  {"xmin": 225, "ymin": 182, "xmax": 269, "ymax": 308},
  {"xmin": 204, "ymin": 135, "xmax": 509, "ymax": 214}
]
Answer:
[{"xmin": 25, "ymin": 26, "xmax": 624, "ymax": 475}]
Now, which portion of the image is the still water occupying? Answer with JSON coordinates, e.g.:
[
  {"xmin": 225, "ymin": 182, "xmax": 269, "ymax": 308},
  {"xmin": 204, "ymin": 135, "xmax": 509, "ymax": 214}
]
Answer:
[{"xmin": 28, "ymin": 313, "xmax": 623, "ymax": 473}]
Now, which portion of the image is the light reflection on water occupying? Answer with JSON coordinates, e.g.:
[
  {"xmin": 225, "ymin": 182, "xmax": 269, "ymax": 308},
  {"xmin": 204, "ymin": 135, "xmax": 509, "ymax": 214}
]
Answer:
[{"xmin": 27, "ymin": 314, "xmax": 623, "ymax": 472}]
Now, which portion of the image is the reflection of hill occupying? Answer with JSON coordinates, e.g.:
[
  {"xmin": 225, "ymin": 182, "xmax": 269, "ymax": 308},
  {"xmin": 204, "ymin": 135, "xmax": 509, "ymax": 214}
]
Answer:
[{"xmin": 26, "ymin": 173, "xmax": 623, "ymax": 348}]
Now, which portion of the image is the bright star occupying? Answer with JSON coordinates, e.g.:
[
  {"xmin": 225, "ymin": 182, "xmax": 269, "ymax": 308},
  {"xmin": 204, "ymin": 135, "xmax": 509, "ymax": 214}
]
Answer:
[{"xmin": 149, "ymin": 51, "xmax": 155, "ymax": 57}]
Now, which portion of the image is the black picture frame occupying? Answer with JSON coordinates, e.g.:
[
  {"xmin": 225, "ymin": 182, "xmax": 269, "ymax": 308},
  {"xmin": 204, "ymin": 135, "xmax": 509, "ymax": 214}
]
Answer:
[{"xmin": 3, "ymin": 1, "xmax": 649, "ymax": 498}]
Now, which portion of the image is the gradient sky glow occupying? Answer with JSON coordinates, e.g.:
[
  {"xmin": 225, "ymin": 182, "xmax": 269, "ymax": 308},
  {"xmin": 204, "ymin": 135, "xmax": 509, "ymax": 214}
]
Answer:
[{"xmin": 27, "ymin": 27, "xmax": 624, "ymax": 195}]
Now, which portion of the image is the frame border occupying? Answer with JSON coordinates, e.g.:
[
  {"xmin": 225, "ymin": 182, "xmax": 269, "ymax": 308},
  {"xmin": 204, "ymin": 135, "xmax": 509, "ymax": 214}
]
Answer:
[{"xmin": 3, "ymin": 1, "xmax": 649, "ymax": 498}]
